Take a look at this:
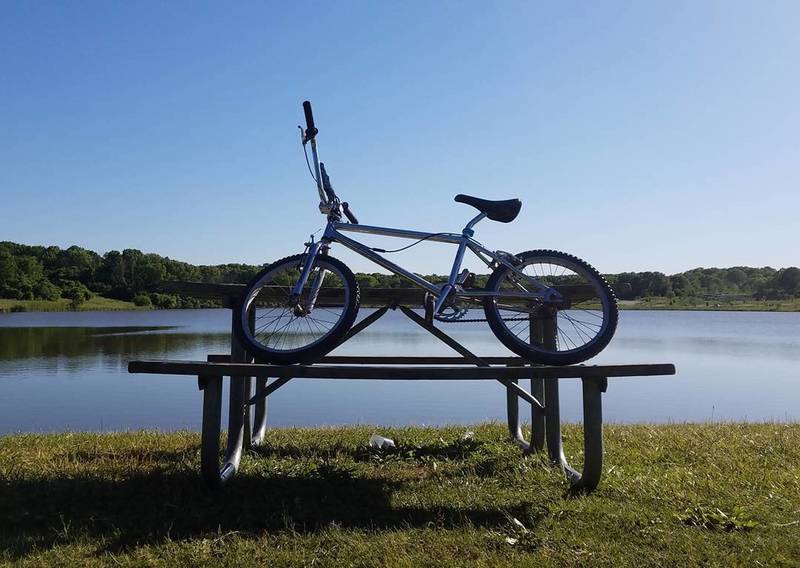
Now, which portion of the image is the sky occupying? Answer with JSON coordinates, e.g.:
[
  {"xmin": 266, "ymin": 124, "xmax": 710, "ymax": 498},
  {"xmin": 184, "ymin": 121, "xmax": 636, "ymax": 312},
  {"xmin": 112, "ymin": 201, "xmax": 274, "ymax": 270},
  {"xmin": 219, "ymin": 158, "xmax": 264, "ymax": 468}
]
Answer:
[{"xmin": 1, "ymin": 1, "xmax": 798, "ymax": 275}]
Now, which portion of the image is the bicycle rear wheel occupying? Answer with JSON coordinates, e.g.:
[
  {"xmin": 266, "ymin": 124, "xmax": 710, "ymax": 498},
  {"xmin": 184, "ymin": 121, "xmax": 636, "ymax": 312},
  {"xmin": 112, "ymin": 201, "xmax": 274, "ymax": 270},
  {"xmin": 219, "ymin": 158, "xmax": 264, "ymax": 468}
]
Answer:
[
  {"xmin": 234, "ymin": 253, "xmax": 360, "ymax": 364},
  {"xmin": 483, "ymin": 249, "xmax": 617, "ymax": 365}
]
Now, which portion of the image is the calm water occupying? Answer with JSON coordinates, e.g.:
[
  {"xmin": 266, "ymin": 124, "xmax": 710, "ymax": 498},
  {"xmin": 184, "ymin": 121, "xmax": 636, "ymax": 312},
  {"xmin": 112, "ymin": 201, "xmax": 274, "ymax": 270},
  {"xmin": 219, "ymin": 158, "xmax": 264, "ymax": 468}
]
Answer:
[{"xmin": 0, "ymin": 309, "xmax": 798, "ymax": 432}]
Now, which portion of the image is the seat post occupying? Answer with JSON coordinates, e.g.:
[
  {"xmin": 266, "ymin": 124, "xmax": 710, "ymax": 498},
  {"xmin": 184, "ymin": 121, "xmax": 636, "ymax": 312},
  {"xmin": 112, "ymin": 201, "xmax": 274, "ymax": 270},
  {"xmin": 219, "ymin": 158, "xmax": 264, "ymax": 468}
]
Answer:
[
  {"xmin": 433, "ymin": 212, "xmax": 487, "ymax": 315},
  {"xmin": 462, "ymin": 213, "xmax": 486, "ymax": 237}
]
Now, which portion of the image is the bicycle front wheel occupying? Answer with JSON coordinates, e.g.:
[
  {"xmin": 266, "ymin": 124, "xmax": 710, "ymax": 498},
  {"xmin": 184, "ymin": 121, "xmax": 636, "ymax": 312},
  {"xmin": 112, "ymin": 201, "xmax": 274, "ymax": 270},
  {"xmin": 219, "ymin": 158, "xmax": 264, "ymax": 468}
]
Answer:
[
  {"xmin": 234, "ymin": 254, "xmax": 360, "ymax": 364},
  {"xmin": 483, "ymin": 250, "xmax": 617, "ymax": 365}
]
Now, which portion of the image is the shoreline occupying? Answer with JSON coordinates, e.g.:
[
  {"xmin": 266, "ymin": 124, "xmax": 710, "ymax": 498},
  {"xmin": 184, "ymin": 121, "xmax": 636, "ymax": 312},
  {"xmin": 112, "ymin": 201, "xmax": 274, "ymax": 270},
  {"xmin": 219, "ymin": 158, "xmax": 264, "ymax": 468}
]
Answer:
[{"xmin": 2, "ymin": 301, "xmax": 798, "ymax": 315}]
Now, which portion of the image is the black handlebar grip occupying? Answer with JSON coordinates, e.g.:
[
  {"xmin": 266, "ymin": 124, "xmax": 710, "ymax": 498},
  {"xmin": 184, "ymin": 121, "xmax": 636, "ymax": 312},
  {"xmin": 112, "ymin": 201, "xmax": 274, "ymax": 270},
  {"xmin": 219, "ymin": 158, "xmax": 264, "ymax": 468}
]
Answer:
[{"xmin": 302, "ymin": 100, "xmax": 317, "ymax": 138}]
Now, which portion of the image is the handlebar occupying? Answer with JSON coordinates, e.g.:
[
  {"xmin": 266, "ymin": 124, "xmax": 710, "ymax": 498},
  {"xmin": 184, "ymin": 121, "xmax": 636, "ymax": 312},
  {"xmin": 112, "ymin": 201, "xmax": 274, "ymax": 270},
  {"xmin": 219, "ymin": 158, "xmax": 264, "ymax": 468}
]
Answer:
[
  {"xmin": 302, "ymin": 100, "xmax": 318, "ymax": 140},
  {"xmin": 303, "ymin": 101, "xmax": 359, "ymax": 224}
]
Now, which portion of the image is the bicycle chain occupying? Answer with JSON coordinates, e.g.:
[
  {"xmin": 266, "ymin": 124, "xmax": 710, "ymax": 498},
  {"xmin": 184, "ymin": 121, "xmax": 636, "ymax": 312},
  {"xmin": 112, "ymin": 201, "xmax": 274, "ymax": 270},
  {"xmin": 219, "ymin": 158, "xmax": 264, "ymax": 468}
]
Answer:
[{"xmin": 436, "ymin": 315, "xmax": 532, "ymax": 323}]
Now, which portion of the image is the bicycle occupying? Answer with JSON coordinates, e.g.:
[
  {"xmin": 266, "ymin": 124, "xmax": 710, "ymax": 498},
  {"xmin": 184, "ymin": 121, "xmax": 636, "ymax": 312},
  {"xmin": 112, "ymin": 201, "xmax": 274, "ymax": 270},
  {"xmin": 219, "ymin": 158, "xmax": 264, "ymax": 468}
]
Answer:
[{"xmin": 233, "ymin": 101, "xmax": 618, "ymax": 365}]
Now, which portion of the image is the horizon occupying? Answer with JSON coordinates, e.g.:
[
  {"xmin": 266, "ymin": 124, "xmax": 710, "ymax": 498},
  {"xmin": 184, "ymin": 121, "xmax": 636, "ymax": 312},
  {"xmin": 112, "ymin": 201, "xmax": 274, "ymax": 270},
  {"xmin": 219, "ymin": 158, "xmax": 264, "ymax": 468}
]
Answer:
[{"xmin": 2, "ymin": 2, "xmax": 798, "ymax": 275}]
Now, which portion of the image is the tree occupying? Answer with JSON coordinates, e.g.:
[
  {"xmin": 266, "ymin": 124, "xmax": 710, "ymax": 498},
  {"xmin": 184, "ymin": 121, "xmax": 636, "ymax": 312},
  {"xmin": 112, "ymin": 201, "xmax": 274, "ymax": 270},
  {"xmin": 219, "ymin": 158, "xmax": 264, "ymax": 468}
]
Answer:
[
  {"xmin": 699, "ymin": 273, "xmax": 722, "ymax": 294},
  {"xmin": 669, "ymin": 274, "xmax": 692, "ymax": 296},
  {"xmin": 34, "ymin": 279, "xmax": 61, "ymax": 301},
  {"xmin": 95, "ymin": 251, "xmax": 128, "ymax": 298},
  {"xmin": 0, "ymin": 250, "xmax": 18, "ymax": 298},
  {"xmin": 58, "ymin": 245, "xmax": 98, "ymax": 285},
  {"xmin": 725, "ymin": 268, "xmax": 748, "ymax": 289},
  {"xmin": 779, "ymin": 267, "xmax": 800, "ymax": 294}
]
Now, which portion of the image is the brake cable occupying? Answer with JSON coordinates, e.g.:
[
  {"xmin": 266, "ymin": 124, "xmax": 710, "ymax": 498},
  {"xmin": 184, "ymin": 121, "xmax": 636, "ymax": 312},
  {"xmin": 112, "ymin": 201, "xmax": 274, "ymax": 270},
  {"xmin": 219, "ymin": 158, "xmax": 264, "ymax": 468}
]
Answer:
[
  {"xmin": 302, "ymin": 141, "xmax": 318, "ymax": 184},
  {"xmin": 369, "ymin": 233, "xmax": 450, "ymax": 254}
]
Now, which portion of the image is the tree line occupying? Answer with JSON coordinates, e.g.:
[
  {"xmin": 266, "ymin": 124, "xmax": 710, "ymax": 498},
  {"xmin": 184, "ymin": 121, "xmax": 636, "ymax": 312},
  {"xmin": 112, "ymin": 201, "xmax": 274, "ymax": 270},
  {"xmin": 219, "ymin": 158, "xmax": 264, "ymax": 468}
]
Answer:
[{"xmin": 0, "ymin": 241, "xmax": 797, "ymax": 308}]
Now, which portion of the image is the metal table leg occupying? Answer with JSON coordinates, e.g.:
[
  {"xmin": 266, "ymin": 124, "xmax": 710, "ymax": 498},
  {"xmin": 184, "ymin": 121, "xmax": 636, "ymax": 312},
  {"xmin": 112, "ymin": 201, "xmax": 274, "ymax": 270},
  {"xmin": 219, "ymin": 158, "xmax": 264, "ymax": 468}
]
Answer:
[
  {"xmin": 530, "ymin": 377, "xmax": 546, "ymax": 452},
  {"xmin": 250, "ymin": 377, "xmax": 268, "ymax": 446},
  {"xmin": 198, "ymin": 305, "xmax": 251, "ymax": 489},
  {"xmin": 506, "ymin": 377, "xmax": 530, "ymax": 450},
  {"xmin": 570, "ymin": 377, "xmax": 606, "ymax": 492},
  {"xmin": 501, "ymin": 313, "xmax": 607, "ymax": 492}
]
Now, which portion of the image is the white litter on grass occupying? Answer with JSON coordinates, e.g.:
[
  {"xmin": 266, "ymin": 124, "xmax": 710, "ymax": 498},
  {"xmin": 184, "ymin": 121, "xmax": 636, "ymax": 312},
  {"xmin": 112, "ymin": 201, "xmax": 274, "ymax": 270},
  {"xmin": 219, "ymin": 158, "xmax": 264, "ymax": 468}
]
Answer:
[
  {"xmin": 369, "ymin": 434, "xmax": 396, "ymax": 449},
  {"xmin": 461, "ymin": 431, "xmax": 475, "ymax": 441}
]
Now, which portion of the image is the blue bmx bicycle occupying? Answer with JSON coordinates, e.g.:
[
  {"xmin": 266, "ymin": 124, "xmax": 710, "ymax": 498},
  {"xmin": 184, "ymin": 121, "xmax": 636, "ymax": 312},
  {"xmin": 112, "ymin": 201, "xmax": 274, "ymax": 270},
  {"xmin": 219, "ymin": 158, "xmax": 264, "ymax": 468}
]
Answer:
[{"xmin": 234, "ymin": 102, "xmax": 618, "ymax": 365}]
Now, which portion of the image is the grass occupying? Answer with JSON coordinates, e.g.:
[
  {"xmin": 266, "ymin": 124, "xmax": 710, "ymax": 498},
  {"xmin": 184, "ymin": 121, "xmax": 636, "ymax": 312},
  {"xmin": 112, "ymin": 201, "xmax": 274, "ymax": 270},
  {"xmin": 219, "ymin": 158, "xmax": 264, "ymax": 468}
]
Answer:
[
  {"xmin": 620, "ymin": 297, "xmax": 800, "ymax": 312},
  {"xmin": 0, "ymin": 296, "xmax": 143, "ymax": 313},
  {"xmin": 1, "ymin": 423, "xmax": 798, "ymax": 566}
]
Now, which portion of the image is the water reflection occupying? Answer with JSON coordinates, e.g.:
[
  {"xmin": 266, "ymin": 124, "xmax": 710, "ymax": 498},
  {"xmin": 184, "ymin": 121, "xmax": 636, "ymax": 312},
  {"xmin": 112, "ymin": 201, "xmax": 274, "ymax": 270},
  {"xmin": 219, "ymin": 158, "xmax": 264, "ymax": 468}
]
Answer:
[
  {"xmin": 614, "ymin": 336, "xmax": 800, "ymax": 361},
  {"xmin": 0, "ymin": 327, "xmax": 230, "ymax": 377}
]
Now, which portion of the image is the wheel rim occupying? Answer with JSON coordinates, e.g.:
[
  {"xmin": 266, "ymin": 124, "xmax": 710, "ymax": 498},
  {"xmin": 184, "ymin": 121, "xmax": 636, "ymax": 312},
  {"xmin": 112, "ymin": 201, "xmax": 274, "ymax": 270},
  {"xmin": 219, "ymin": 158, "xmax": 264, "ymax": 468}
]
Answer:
[
  {"xmin": 241, "ymin": 258, "xmax": 352, "ymax": 355},
  {"xmin": 491, "ymin": 255, "xmax": 613, "ymax": 355}
]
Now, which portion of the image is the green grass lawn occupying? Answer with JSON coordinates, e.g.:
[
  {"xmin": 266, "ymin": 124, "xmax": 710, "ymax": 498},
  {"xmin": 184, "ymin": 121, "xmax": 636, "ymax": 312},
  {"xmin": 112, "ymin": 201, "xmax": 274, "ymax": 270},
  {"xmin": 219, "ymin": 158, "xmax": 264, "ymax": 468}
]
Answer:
[
  {"xmin": 0, "ymin": 296, "xmax": 143, "ymax": 313},
  {"xmin": 1, "ymin": 423, "xmax": 798, "ymax": 566},
  {"xmin": 621, "ymin": 297, "xmax": 800, "ymax": 312}
]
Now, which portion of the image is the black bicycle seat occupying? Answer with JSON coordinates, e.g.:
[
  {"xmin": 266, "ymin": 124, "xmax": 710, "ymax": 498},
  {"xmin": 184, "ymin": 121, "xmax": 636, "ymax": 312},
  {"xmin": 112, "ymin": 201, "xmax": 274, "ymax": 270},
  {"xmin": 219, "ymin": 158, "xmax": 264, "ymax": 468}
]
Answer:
[{"xmin": 454, "ymin": 194, "xmax": 522, "ymax": 223}]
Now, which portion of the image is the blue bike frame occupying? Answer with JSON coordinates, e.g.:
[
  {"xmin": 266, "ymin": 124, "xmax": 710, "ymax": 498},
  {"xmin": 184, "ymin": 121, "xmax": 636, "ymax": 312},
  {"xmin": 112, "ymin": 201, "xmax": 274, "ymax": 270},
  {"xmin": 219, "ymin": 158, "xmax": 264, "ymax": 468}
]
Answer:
[{"xmin": 292, "ymin": 216, "xmax": 561, "ymax": 315}]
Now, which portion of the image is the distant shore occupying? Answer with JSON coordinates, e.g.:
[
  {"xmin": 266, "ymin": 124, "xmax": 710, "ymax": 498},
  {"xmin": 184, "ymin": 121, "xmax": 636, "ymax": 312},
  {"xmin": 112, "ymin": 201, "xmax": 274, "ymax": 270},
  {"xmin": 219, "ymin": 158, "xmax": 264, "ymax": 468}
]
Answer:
[
  {"xmin": 1, "ymin": 295, "xmax": 798, "ymax": 314},
  {"xmin": 619, "ymin": 297, "xmax": 800, "ymax": 312},
  {"xmin": 0, "ymin": 296, "xmax": 145, "ymax": 313}
]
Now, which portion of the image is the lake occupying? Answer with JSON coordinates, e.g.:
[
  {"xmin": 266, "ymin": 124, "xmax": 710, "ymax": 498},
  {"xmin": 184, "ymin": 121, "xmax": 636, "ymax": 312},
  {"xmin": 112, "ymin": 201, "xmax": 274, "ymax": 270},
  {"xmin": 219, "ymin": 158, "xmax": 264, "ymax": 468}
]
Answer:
[{"xmin": 0, "ymin": 309, "xmax": 798, "ymax": 433}]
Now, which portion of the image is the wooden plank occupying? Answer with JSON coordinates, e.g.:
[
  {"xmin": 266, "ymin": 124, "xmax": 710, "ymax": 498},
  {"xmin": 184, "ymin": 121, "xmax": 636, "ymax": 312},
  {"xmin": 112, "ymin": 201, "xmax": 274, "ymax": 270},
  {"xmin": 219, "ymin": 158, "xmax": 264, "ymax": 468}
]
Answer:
[
  {"xmin": 128, "ymin": 360, "xmax": 675, "ymax": 379},
  {"xmin": 160, "ymin": 281, "xmax": 244, "ymax": 298},
  {"xmin": 323, "ymin": 356, "xmax": 527, "ymax": 365},
  {"xmin": 159, "ymin": 282, "xmax": 427, "ymax": 305},
  {"xmin": 210, "ymin": 354, "xmax": 633, "ymax": 366}
]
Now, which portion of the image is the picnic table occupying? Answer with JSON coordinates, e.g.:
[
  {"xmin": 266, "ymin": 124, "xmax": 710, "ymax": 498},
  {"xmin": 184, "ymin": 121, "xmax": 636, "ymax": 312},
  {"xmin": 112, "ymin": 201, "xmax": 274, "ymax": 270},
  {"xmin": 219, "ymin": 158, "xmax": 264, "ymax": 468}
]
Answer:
[{"xmin": 128, "ymin": 282, "xmax": 675, "ymax": 493}]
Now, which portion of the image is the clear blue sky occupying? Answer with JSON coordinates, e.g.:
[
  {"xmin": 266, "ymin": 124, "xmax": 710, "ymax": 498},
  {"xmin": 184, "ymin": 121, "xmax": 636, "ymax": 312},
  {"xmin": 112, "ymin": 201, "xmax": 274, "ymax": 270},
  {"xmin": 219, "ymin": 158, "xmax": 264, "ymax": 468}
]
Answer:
[{"xmin": 2, "ymin": 1, "xmax": 797, "ymax": 275}]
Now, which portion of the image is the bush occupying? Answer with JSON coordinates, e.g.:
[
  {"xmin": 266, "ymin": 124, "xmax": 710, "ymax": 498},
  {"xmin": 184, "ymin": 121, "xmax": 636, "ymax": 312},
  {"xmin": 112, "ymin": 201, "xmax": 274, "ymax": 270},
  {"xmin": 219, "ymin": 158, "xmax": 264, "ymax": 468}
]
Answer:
[
  {"xmin": 61, "ymin": 281, "xmax": 93, "ymax": 309},
  {"xmin": 133, "ymin": 294, "xmax": 152, "ymax": 307},
  {"xmin": 151, "ymin": 293, "xmax": 178, "ymax": 309}
]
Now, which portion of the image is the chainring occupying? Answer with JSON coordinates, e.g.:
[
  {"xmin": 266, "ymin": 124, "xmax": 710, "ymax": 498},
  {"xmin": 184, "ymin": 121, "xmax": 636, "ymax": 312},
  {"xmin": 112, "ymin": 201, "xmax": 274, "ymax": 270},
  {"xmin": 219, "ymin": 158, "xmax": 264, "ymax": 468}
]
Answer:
[{"xmin": 434, "ymin": 305, "xmax": 470, "ymax": 322}]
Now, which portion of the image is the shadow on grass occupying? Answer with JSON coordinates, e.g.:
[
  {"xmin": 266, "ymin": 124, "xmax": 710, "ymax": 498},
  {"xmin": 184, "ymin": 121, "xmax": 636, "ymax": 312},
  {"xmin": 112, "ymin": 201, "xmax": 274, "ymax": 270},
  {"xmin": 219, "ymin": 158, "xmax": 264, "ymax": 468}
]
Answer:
[
  {"xmin": 1, "ymin": 458, "xmax": 542, "ymax": 558},
  {"xmin": 250, "ymin": 437, "xmax": 488, "ymax": 462}
]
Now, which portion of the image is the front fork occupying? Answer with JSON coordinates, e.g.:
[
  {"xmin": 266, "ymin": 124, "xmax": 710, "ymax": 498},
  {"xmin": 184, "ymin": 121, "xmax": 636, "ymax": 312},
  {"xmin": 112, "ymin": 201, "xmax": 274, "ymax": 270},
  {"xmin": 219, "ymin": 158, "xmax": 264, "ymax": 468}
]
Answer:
[{"xmin": 291, "ymin": 239, "xmax": 329, "ymax": 313}]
